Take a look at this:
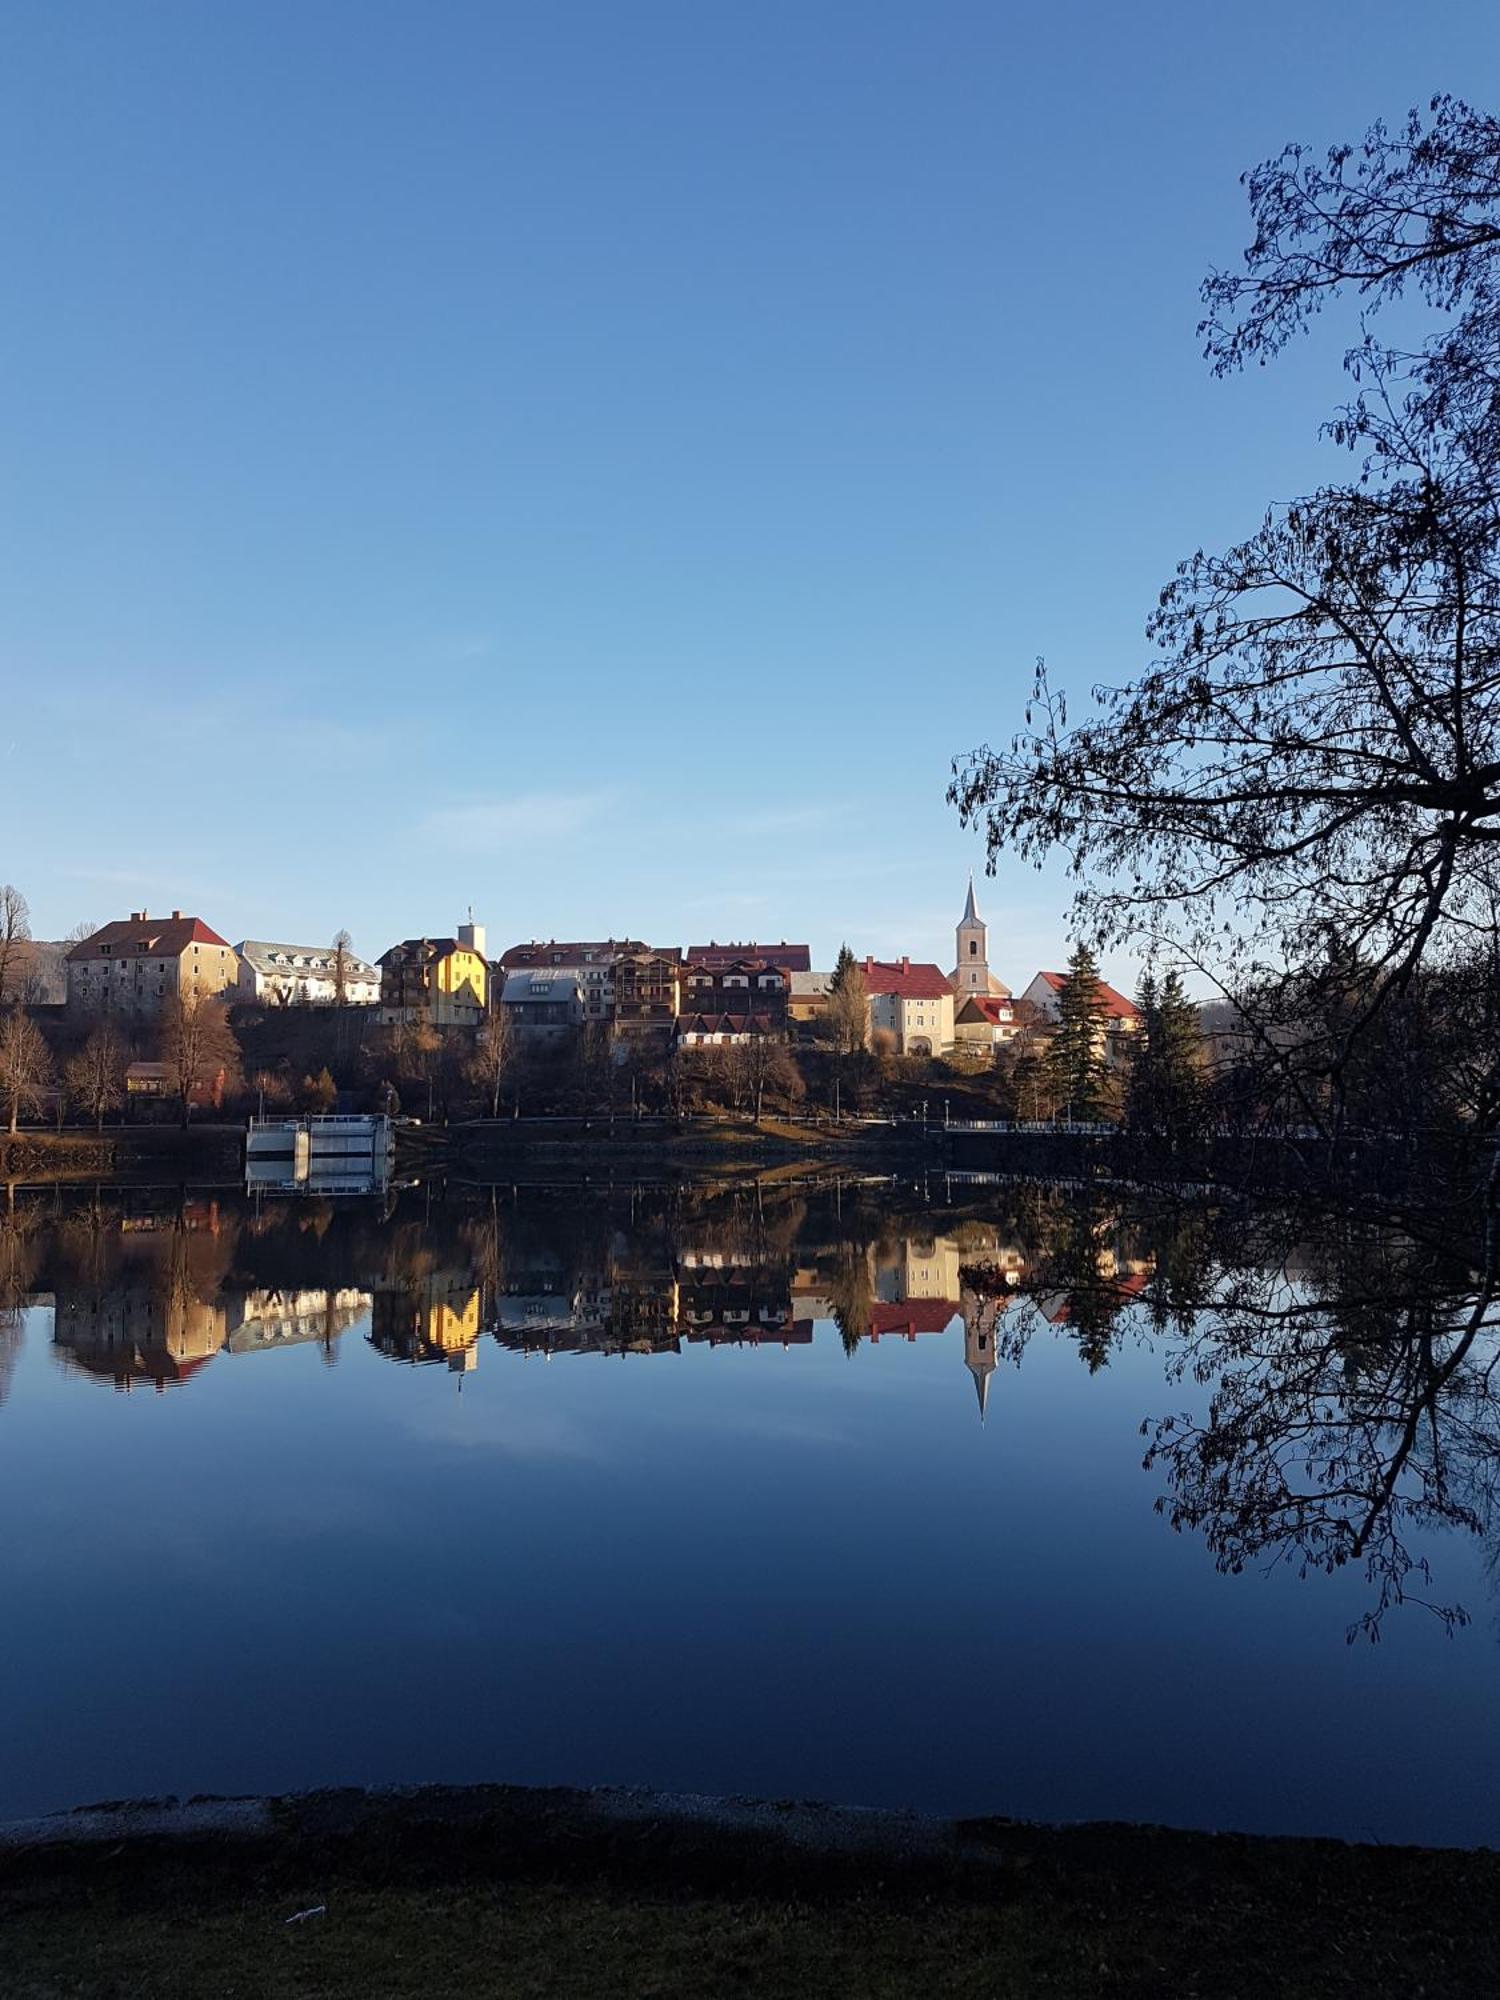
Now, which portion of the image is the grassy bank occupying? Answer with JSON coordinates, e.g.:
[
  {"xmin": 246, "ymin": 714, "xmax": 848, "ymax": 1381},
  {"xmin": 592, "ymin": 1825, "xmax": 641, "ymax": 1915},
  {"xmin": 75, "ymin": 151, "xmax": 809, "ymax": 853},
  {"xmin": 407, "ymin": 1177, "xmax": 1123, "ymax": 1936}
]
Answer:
[{"xmin": 2, "ymin": 1786, "xmax": 1494, "ymax": 1997}]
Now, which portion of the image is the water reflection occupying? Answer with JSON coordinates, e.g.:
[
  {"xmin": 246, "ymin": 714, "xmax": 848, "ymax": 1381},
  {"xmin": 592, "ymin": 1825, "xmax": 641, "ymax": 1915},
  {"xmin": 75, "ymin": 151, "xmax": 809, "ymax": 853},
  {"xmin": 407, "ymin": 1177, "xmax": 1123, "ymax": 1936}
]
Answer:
[{"xmin": 3, "ymin": 1179, "xmax": 1498, "ymax": 1643}]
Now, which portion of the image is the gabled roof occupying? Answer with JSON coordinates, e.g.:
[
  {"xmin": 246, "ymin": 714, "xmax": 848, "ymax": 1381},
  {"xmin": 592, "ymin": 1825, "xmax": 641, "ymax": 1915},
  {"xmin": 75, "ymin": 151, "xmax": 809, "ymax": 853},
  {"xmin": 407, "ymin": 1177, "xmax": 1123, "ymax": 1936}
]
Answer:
[
  {"xmin": 380, "ymin": 937, "xmax": 461, "ymax": 966},
  {"xmin": 860, "ymin": 958, "xmax": 953, "ymax": 1000},
  {"xmin": 68, "ymin": 914, "xmax": 229, "ymax": 961},
  {"xmin": 956, "ymin": 994, "xmax": 1014, "ymax": 1025},
  {"xmin": 498, "ymin": 939, "xmax": 657, "ymax": 968},
  {"xmin": 1032, "ymin": 971, "xmax": 1139, "ymax": 1022},
  {"xmin": 687, "ymin": 941, "xmax": 811, "ymax": 973},
  {"xmin": 237, "ymin": 940, "xmax": 377, "ymax": 978},
  {"xmin": 868, "ymin": 1301, "xmax": 959, "ymax": 1338}
]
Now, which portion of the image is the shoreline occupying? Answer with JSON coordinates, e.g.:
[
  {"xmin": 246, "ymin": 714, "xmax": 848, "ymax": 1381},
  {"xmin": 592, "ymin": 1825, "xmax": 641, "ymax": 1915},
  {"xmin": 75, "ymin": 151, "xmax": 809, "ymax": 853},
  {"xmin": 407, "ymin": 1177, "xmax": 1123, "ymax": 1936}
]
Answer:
[{"xmin": 3, "ymin": 1780, "xmax": 1494, "ymax": 1996}]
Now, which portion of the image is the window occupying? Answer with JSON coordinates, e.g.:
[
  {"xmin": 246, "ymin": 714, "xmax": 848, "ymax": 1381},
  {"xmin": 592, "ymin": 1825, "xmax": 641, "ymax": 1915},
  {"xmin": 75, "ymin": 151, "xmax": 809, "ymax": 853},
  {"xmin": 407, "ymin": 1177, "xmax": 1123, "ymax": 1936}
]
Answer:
[{"xmin": 970, "ymin": 940, "xmax": 978, "ymax": 956}]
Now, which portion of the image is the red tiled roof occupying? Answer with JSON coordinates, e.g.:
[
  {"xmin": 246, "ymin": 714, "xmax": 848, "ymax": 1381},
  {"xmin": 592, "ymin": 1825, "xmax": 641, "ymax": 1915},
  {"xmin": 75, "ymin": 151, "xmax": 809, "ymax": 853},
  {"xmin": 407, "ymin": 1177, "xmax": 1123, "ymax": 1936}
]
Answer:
[
  {"xmin": 687, "ymin": 941, "xmax": 811, "ymax": 973},
  {"xmin": 868, "ymin": 1301, "xmax": 959, "ymax": 1338},
  {"xmin": 68, "ymin": 914, "xmax": 229, "ymax": 961},
  {"xmin": 958, "ymin": 995, "xmax": 1013, "ymax": 1025},
  {"xmin": 1034, "ymin": 971, "xmax": 1139, "ymax": 1022},
  {"xmin": 861, "ymin": 958, "xmax": 953, "ymax": 1000}
]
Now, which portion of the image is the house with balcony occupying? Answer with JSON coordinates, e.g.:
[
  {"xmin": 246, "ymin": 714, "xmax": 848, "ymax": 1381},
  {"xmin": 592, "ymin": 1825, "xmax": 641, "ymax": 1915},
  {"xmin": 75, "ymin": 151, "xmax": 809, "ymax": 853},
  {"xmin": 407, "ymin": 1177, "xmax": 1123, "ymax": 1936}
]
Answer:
[
  {"xmin": 612, "ymin": 952, "xmax": 682, "ymax": 1034},
  {"xmin": 496, "ymin": 939, "xmax": 661, "ymax": 1025},
  {"xmin": 378, "ymin": 922, "xmax": 488, "ymax": 1028},
  {"xmin": 676, "ymin": 958, "xmax": 789, "ymax": 1044}
]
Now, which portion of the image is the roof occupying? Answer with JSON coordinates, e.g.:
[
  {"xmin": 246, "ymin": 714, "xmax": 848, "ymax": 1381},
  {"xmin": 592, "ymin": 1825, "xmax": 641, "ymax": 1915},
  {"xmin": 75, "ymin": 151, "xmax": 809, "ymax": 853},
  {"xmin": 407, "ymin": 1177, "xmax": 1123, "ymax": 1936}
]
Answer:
[
  {"xmin": 956, "ymin": 994, "xmax": 1014, "ymax": 1025},
  {"xmin": 237, "ymin": 940, "xmax": 376, "ymax": 978},
  {"xmin": 686, "ymin": 941, "xmax": 811, "ymax": 973},
  {"xmin": 68, "ymin": 913, "xmax": 229, "ymax": 962},
  {"xmin": 868, "ymin": 1301, "xmax": 959, "ymax": 1338},
  {"xmin": 860, "ymin": 957, "xmax": 953, "ymax": 1000},
  {"xmin": 790, "ymin": 971, "xmax": 830, "ymax": 997},
  {"xmin": 677, "ymin": 1012, "xmax": 782, "ymax": 1036},
  {"xmin": 380, "ymin": 937, "xmax": 461, "ymax": 965},
  {"xmin": 499, "ymin": 939, "xmax": 659, "ymax": 968},
  {"xmin": 502, "ymin": 970, "xmax": 585, "ymax": 1004},
  {"xmin": 125, "ymin": 1062, "xmax": 170, "ymax": 1082},
  {"xmin": 1032, "ymin": 971, "xmax": 1139, "ymax": 1022},
  {"xmin": 962, "ymin": 875, "xmax": 980, "ymax": 924}
]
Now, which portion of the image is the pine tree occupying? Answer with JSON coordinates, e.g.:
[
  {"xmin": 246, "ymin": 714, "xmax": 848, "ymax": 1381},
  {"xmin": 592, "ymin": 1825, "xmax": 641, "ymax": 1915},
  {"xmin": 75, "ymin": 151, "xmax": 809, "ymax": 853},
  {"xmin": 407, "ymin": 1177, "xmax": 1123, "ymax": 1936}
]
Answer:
[
  {"xmin": 1046, "ymin": 944, "xmax": 1109, "ymax": 1123},
  {"xmin": 1156, "ymin": 970, "xmax": 1204, "ymax": 1142},
  {"xmin": 1125, "ymin": 969, "xmax": 1162, "ymax": 1133},
  {"xmin": 1126, "ymin": 967, "xmax": 1203, "ymax": 1143},
  {"xmin": 829, "ymin": 943, "xmax": 856, "ymax": 993}
]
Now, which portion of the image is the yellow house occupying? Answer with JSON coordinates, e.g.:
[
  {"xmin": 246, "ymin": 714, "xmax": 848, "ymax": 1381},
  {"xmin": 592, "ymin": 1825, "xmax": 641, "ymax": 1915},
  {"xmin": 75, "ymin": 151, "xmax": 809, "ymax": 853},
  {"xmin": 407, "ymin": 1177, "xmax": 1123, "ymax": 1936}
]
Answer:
[{"xmin": 378, "ymin": 922, "xmax": 488, "ymax": 1028}]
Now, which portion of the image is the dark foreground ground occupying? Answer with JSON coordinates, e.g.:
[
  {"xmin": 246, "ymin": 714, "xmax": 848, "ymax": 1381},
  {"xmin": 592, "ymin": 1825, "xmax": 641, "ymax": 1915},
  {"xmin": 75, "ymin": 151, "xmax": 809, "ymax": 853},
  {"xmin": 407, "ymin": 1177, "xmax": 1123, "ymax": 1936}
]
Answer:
[{"xmin": 2, "ymin": 1784, "xmax": 1495, "ymax": 1998}]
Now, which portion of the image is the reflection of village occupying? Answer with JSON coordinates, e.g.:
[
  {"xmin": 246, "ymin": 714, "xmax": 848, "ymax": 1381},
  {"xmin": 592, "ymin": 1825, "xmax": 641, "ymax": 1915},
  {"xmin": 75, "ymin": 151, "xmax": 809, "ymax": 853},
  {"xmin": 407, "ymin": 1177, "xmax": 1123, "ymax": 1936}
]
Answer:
[{"xmin": 14, "ymin": 1192, "xmax": 1159, "ymax": 1419}]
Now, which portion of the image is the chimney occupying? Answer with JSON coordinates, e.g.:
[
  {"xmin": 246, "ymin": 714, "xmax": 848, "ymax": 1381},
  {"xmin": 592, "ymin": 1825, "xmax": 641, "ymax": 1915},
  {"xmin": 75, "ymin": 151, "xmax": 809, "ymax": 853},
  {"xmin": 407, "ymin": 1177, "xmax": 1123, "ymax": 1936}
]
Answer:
[
  {"xmin": 170, "ymin": 909, "xmax": 182, "ymax": 920},
  {"xmin": 130, "ymin": 910, "xmax": 144, "ymax": 923},
  {"xmin": 459, "ymin": 919, "xmax": 487, "ymax": 959},
  {"xmin": 901, "ymin": 956, "xmax": 910, "ymax": 972}
]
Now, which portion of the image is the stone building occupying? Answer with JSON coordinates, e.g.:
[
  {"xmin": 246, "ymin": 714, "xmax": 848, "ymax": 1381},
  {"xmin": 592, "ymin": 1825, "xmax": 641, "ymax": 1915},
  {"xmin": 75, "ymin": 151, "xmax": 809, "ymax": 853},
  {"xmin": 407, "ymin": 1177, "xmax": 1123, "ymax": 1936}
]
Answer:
[{"xmin": 66, "ymin": 911, "xmax": 239, "ymax": 1019}]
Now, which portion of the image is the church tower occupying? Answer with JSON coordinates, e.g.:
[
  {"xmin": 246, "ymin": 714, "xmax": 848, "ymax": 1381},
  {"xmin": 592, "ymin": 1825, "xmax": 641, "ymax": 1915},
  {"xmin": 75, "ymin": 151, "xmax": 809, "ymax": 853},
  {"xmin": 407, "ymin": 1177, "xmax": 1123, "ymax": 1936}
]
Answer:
[
  {"xmin": 962, "ymin": 1292, "xmax": 1000, "ymax": 1422},
  {"xmin": 955, "ymin": 875, "xmax": 991, "ymax": 996}
]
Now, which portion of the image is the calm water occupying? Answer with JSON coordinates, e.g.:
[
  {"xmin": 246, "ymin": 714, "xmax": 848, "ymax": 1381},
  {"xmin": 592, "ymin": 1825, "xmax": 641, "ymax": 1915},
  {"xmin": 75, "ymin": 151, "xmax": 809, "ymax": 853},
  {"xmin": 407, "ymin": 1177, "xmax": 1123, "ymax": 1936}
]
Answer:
[{"xmin": 0, "ymin": 1179, "xmax": 1496, "ymax": 1846}]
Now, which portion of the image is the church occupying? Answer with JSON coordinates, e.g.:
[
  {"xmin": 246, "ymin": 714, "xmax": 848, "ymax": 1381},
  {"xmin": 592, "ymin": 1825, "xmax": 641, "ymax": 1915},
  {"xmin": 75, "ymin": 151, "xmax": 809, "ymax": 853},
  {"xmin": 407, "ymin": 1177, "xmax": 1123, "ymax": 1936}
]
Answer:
[{"xmin": 951, "ymin": 876, "xmax": 1011, "ymax": 999}]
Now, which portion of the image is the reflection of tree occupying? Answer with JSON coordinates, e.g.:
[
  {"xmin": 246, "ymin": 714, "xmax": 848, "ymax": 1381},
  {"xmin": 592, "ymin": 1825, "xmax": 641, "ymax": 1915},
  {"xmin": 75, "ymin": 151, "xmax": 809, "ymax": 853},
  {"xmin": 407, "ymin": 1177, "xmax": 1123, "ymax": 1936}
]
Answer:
[
  {"xmin": 1146, "ymin": 1212, "xmax": 1500, "ymax": 1638},
  {"xmin": 0, "ymin": 1207, "xmax": 41, "ymax": 1404},
  {"xmin": 827, "ymin": 1242, "xmax": 874, "ymax": 1356}
]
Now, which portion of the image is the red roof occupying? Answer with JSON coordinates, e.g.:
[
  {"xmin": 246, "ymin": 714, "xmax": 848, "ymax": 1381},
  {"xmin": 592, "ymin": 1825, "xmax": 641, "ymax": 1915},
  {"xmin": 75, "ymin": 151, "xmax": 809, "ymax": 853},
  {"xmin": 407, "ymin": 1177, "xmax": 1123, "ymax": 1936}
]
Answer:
[
  {"xmin": 1034, "ymin": 971, "xmax": 1139, "ymax": 1022},
  {"xmin": 868, "ymin": 1301, "xmax": 959, "ymax": 1338},
  {"xmin": 688, "ymin": 941, "xmax": 811, "ymax": 973},
  {"xmin": 958, "ymin": 995, "xmax": 1013, "ymax": 1025},
  {"xmin": 861, "ymin": 958, "xmax": 953, "ymax": 1000},
  {"xmin": 68, "ymin": 914, "xmax": 229, "ymax": 961}
]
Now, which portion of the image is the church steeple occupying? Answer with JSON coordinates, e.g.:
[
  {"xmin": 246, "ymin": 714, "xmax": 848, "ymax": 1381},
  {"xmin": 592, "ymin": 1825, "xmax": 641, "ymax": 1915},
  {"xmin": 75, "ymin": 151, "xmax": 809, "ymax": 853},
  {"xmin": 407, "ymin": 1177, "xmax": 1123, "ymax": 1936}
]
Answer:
[
  {"xmin": 955, "ymin": 875, "xmax": 990, "ymax": 994},
  {"xmin": 962, "ymin": 1295, "xmax": 998, "ymax": 1423}
]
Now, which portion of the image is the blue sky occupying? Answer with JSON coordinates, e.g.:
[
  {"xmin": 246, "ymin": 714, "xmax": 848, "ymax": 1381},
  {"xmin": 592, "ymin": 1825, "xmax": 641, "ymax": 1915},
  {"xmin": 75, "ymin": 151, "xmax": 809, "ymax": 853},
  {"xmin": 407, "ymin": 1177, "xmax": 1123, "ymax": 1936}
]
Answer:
[{"xmin": 2, "ymin": 2, "xmax": 1494, "ymax": 984}]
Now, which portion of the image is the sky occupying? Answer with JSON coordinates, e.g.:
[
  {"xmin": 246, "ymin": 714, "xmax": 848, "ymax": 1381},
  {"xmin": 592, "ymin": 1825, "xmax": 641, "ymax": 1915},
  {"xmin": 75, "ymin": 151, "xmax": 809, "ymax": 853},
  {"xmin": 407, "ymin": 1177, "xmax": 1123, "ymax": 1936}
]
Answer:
[{"xmin": 2, "ymin": 1, "xmax": 1496, "ymax": 985}]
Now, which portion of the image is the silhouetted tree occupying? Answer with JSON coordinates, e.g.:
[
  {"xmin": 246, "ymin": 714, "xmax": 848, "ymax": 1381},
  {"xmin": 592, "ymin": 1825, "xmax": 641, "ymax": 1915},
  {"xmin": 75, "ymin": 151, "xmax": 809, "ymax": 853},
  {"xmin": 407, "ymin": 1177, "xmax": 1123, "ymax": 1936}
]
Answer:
[{"xmin": 952, "ymin": 97, "xmax": 1500, "ymax": 1131}]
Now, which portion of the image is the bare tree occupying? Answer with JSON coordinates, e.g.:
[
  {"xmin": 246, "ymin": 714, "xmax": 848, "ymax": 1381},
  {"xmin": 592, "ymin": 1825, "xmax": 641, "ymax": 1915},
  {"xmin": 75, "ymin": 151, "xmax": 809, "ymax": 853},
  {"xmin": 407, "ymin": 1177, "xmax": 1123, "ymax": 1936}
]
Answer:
[
  {"xmin": 0, "ymin": 1007, "xmax": 53, "ymax": 1133},
  {"xmin": 825, "ymin": 964, "xmax": 869, "ymax": 1057},
  {"xmin": 331, "ymin": 929, "xmax": 353, "ymax": 1007},
  {"xmin": 0, "ymin": 886, "xmax": 31, "ymax": 1006},
  {"xmin": 64, "ymin": 1024, "xmax": 126, "ymax": 1131},
  {"xmin": 160, "ymin": 993, "xmax": 241, "ymax": 1125},
  {"xmin": 466, "ymin": 1008, "xmax": 515, "ymax": 1118}
]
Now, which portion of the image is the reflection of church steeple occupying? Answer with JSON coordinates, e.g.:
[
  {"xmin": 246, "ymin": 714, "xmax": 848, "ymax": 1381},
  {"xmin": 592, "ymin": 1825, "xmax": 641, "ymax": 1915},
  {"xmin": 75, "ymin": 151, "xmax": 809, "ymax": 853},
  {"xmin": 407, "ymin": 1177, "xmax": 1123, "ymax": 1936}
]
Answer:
[{"xmin": 962, "ymin": 1294, "xmax": 1001, "ymax": 1422}]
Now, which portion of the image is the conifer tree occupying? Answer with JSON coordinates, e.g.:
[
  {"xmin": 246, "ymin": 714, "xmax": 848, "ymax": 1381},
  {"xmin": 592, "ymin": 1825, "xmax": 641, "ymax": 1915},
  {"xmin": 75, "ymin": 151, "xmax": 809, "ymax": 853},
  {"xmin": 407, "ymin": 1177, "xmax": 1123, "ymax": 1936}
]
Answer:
[
  {"xmin": 829, "ymin": 943, "xmax": 856, "ymax": 992},
  {"xmin": 1046, "ymin": 944, "xmax": 1109, "ymax": 1123}
]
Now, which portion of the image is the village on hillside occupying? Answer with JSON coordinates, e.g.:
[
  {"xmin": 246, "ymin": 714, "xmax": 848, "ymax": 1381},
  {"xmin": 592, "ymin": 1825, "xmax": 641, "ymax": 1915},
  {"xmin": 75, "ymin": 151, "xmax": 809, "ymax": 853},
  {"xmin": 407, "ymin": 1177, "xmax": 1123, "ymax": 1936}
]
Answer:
[{"xmin": 0, "ymin": 878, "xmax": 1152, "ymax": 1127}]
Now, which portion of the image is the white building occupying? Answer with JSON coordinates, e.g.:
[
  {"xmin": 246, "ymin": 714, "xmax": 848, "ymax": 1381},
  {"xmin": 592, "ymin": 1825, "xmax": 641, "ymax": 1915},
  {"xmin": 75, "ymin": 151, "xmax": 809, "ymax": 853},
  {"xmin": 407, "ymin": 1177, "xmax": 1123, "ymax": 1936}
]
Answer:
[
  {"xmin": 860, "ymin": 957, "xmax": 957, "ymax": 1056},
  {"xmin": 236, "ymin": 940, "xmax": 381, "ymax": 1007}
]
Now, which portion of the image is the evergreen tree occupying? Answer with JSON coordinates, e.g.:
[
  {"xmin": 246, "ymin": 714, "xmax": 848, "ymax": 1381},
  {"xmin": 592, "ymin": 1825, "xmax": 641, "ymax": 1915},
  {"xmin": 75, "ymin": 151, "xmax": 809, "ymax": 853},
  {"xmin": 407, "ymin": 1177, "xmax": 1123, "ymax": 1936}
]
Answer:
[
  {"xmin": 829, "ymin": 943, "xmax": 856, "ymax": 993},
  {"xmin": 1126, "ymin": 967, "xmax": 1204, "ymax": 1144},
  {"xmin": 1046, "ymin": 944, "xmax": 1109, "ymax": 1123},
  {"xmin": 1125, "ymin": 969, "xmax": 1162, "ymax": 1133}
]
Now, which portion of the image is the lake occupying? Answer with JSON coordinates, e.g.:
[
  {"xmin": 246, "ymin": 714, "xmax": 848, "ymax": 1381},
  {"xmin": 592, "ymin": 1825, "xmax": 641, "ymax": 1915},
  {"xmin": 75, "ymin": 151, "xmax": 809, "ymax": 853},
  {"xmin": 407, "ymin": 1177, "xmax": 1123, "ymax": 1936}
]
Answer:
[{"xmin": 0, "ymin": 1177, "xmax": 1495, "ymax": 1847}]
